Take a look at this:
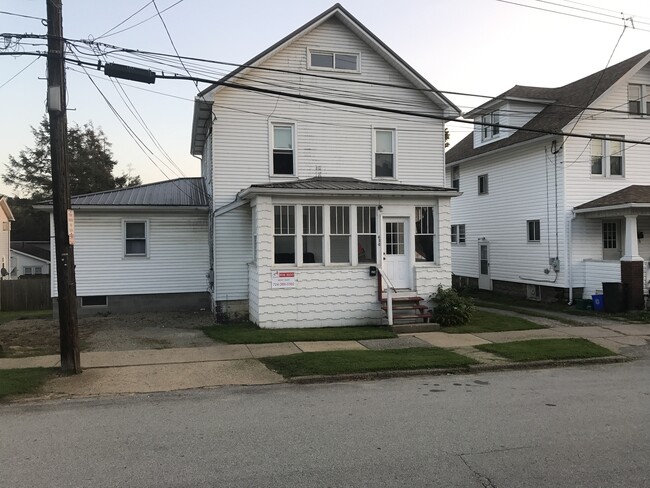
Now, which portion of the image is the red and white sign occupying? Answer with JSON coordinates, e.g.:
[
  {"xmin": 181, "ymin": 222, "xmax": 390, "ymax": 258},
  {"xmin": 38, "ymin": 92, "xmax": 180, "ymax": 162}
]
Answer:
[{"xmin": 271, "ymin": 270, "xmax": 297, "ymax": 288}]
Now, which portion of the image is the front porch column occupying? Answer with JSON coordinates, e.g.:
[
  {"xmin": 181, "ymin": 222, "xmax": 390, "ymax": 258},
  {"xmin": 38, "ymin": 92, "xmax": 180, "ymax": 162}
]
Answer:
[{"xmin": 621, "ymin": 214, "xmax": 644, "ymax": 310}]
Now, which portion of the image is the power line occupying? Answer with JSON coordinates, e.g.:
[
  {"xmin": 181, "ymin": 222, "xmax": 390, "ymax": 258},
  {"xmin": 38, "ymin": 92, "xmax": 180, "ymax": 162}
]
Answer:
[
  {"xmin": 95, "ymin": 1, "xmax": 155, "ymax": 40},
  {"xmin": 0, "ymin": 56, "xmax": 40, "ymax": 90},
  {"xmin": 0, "ymin": 10, "xmax": 45, "ymax": 21},
  {"xmin": 94, "ymin": 0, "xmax": 185, "ymax": 40},
  {"xmin": 533, "ymin": 0, "xmax": 650, "ymax": 27}
]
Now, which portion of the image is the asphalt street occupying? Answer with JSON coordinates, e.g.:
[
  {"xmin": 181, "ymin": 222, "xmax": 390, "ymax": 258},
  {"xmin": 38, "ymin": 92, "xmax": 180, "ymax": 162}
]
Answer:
[{"xmin": 2, "ymin": 357, "xmax": 650, "ymax": 487}]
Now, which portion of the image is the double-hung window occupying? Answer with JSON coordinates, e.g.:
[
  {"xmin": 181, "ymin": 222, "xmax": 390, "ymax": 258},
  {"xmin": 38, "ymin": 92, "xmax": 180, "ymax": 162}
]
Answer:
[
  {"xmin": 302, "ymin": 205, "xmax": 323, "ymax": 264},
  {"xmin": 451, "ymin": 224, "xmax": 466, "ymax": 245},
  {"xmin": 272, "ymin": 124, "xmax": 295, "ymax": 175},
  {"xmin": 309, "ymin": 50, "xmax": 359, "ymax": 72},
  {"xmin": 330, "ymin": 206, "xmax": 350, "ymax": 263},
  {"xmin": 527, "ymin": 220, "xmax": 541, "ymax": 242},
  {"xmin": 124, "ymin": 221, "xmax": 147, "ymax": 257},
  {"xmin": 415, "ymin": 207, "xmax": 435, "ymax": 262},
  {"xmin": 374, "ymin": 129, "xmax": 395, "ymax": 178},
  {"xmin": 357, "ymin": 206, "xmax": 377, "ymax": 263},
  {"xmin": 478, "ymin": 174, "xmax": 488, "ymax": 195},
  {"xmin": 451, "ymin": 166, "xmax": 460, "ymax": 190},
  {"xmin": 274, "ymin": 205, "xmax": 295, "ymax": 264},
  {"xmin": 591, "ymin": 135, "xmax": 624, "ymax": 177},
  {"xmin": 628, "ymin": 84, "xmax": 650, "ymax": 115},
  {"xmin": 480, "ymin": 111, "xmax": 500, "ymax": 141}
]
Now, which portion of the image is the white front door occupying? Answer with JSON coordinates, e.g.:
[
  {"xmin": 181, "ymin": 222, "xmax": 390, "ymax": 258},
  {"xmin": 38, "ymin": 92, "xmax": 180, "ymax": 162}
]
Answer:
[
  {"xmin": 383, "ymin": 218, "xmax": 410, "ymax": 289},
  {"xmin": 478, "ymin": 241, "xmax": 492, "ymax": 290}
]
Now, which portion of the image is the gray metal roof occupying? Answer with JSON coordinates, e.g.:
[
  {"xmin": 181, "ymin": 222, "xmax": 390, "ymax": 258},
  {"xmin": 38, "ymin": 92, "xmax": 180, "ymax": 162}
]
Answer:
[
  {"xmin": 246, "ymin": 177, "xmax": 455, "ymax": 193},
  {"xmin": 43, "ymin": 178, "xmax": 209, "ymax": 207}
]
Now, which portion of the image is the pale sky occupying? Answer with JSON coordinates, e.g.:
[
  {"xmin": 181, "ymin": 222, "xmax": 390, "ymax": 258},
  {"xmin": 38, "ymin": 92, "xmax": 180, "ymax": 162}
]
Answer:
[{"xmin": 1, "ymin": 0, "xmax": 649, "ymax": 197}]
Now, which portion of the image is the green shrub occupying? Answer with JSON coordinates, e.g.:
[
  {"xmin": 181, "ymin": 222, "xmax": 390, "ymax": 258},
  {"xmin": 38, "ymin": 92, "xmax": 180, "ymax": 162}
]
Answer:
[{"xmin": 430, "ymin": 285, "xmax": 474, "ymax": 327}]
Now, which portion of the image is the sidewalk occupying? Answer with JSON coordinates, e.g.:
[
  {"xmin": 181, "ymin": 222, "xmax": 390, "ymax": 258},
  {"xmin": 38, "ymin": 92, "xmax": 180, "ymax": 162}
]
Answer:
[{"xmin": 1, "ymin": 321, "xmax": 648, "ymax": 397}]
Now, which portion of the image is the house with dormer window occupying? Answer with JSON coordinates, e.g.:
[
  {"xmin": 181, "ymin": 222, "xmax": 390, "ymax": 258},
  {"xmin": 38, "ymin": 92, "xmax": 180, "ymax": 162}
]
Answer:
[
  {"xmin": 41, "ymin": 4, "xmax": 460, "ymax": 327},
  {"xmin": 446, "ymin": 49, "xmax": 650, "ymax": 309}
]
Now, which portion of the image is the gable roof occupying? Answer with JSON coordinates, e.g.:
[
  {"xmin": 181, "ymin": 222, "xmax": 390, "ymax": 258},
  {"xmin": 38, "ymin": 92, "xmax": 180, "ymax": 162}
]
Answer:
[
  {"xmin": 0, "ymin": 195, "xmax": 15, "ymax": 221},
  {"xmin": 191, "ymin": 3, "xmax": 460, "ymax": 155},
  {"xmin": 447, "ymin": 49, "xmax": 650, "ymax": 164},
  {"xmin": 10, "ymin": 243, "xmax": 51, "ymax": 263},
  {"xmin": 575, "ymin": 185, "xmax": 650, "ymax": 212},
  {"xmin": 36, "ymin": 178, "xmax": 209, "ymax": 209},
  {"xmin": 238, "ymin": 176, "xmax": 458, "ymax": 199}
]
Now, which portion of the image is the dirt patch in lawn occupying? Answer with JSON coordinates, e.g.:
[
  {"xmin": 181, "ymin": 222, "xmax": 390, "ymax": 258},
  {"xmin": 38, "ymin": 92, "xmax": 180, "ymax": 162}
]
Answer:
[{"xmin": 0, "ymin": 311, "xmax": 216, "ymax": 357}]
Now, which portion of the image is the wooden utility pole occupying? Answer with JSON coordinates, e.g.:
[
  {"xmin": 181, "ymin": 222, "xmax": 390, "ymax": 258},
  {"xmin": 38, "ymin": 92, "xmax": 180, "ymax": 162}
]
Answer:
[{"xmin": 47, "ymin": 0, "xmax": 80, "ymax": 374}]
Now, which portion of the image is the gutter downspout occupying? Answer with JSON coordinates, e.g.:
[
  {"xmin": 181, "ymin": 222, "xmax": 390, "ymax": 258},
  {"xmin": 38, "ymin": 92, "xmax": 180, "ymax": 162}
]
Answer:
[{"xmin": 567, "ymin": 210, "xmax": 576, "ymax": 305}]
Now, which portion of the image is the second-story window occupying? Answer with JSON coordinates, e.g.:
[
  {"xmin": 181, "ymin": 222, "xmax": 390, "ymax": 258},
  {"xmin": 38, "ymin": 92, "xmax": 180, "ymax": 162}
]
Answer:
[
  {"xmin": 478, "ymin": 174, "xmax": 489, "ymax": 195},
  {"xmin": 374, "ymin": 129, "xmax": 395, "ymax": 178},
  {"xmin": 272, "ymin": 124, "xmax": 295, "ymax": 175},
  {"xmin": 451, "ymin": 166, "xmax": 460, "ymax": 190},
  {"xmin": 628, "ymin": 84, "xmax": 650, "ymax": 115},
  {"xmin": 591, "ymin": 136, "xmax": 624, "ymax": 177}
]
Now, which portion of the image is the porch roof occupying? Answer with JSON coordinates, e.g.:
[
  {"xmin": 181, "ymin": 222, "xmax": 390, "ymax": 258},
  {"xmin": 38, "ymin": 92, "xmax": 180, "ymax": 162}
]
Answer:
[
  {"xmin": 575, "ymin": 185, "xmax": 650, "ymax": 214},
  {"xmin": 238, "ymin": 177, "xmax": 459, "ymax": 199}
]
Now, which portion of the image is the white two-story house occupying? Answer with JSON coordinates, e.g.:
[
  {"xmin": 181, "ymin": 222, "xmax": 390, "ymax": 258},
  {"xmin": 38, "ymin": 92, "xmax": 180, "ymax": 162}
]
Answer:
[
  {"xmin": 42, "ymin": 4, "xmax": 460, "ymax": 326},
  {"xmin": 0, "ymin": 195, "xmax": 14, "ymax": 279},
  {"xmin": 446, "ymin": 49, "xmax": 650, "ymax": 310}
]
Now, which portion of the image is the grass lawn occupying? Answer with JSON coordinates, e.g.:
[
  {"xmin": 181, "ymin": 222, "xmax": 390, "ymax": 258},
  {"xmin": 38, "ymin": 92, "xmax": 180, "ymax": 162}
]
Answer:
[
  {"xmin": 0, "ymin": 310, "xmax": 52, "ymax": 326},
  {"xmin": 0, "ymin": 368, "xmax": 56, "ymax": 401},
  {"xmin": 443, "ymin": 310, "xmax": 544, "ymax": 334},
  {"xmin": 261, "ymin": 347, "xmax": 476, "ymax": 378},
  {"xmin": 204, "ymin": 323, "xmax": 397, "ymax": 344},
  {"xmin": 476, "ymin": 338, "xmax": 616, "ymax": 362}
]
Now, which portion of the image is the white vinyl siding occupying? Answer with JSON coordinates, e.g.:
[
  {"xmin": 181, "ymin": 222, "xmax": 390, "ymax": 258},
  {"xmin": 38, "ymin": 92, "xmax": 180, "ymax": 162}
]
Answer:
[
  {"xmin": 51, "ymin": 212, "xmax": 209, "ymax": 298},
  {"xmin": 215, "ymin": 205, "xmax": 253, "ymax": 301},
  {"xmin": 209, "ymin": 17, "xmax": 446, "ymax": 208}
]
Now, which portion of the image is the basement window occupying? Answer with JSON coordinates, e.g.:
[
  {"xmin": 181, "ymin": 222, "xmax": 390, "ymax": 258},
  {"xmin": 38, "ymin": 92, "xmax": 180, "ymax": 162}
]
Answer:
[{"xmin": 81, "ymin": 296, "xmax": 108, "ymax": 307}]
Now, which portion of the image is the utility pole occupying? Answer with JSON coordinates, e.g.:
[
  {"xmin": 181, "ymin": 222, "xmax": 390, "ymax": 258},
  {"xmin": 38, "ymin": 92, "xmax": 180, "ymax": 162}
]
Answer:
[{"xmin": 47, "ymin": 0, "xmax": 80, "ymax": 374}]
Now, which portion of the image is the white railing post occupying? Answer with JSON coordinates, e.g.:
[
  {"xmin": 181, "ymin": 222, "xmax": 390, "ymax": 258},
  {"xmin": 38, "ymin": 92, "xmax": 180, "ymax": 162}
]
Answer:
[{"xmin": 387, "ymin": 286, "xmax": 393, "ymax": 326}]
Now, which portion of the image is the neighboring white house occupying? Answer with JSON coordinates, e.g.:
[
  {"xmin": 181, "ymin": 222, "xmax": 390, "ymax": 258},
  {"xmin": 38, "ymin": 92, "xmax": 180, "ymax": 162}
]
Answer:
[
  {"xmin": 0, "ymin": 195, "xmax": 14, "ymax": 280},
  {"xmin": 188, "ymin": 3, "xmax": 460, "ymax": 328},
  {"xmin": 446, "ymin": 49, "xmax": 650, "ymax": 309},
  {"xmin": 38, "ymin": 178, "xmax": 211, "ymax": 315},
  {"xmin": 10, "ymin": 243, "xmax": 50, "ymax": 278}
]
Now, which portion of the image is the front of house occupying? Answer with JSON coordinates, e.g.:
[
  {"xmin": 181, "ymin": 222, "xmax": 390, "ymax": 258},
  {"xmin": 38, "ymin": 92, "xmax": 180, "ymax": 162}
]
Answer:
[
  {"xmin": 43, "ymin": 4, "xmax": 459, "ymax": 326},
  {"xmin": 192, "ymin": 4, "xmax": 460, "ymax": 327},
  {"xmin": 446, "ymin": 49, "xmax": 650, "ymax": 308}
]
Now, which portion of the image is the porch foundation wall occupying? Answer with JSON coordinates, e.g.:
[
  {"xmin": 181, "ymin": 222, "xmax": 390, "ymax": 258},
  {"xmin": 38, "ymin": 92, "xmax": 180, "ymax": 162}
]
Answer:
[{"xmin": 621, "ymin": 260, "xmax": 644, "ymax": 310}]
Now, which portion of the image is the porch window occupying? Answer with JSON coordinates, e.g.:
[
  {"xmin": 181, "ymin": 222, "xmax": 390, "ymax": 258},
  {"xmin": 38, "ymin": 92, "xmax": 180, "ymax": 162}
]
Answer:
[
  {"xmin": 330, "ymin": 206, "xmax": 350, "ymax": 263},
  {"xmin": 374, "ymin": 129, "xmax": 395, "ymax": 178},
  {"xmin": 357, "ymin": 206, "xmax": 377, "ymax": 263},
  {"xmin": 527, "ymin": 220, "xmax": 540, "ymax": 242},
  {"xmin": 415, "ymin": 207, "xmax": 435, "ymax": 262},
  {"xmin": 302, "ymin": 205, "xmax": 323, "ymax": 264},
  {"xmin": 124, "ymin": 221, "xmax": 147, "ymax": 257},
  {"xmin": 591, "ymin": 135, "xmax": 624, "ymax": 177},
  {"xmin": 451, "ymin": 224, "xmax": 466, "ymax": 245},
  {"xmin": 274, "ymin": 205, "xmax": 295, "ymax": 264},
  {"xmin": 272, "ymin": 124, "xmax": 294, "ymax": 175}
]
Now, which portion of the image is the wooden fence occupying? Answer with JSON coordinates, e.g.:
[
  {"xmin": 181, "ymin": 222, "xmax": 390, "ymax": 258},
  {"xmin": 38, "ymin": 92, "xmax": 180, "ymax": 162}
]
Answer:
[{"xmin": 0, "ymin": 278, "xmax": 52, "ymax": 311}]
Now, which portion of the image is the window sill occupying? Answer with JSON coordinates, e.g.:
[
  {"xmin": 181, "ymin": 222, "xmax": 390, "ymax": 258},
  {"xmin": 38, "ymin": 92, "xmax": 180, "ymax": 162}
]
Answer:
[{"xmin": 269, "ymin": 174, "xmax": 298, "ymax": 179}]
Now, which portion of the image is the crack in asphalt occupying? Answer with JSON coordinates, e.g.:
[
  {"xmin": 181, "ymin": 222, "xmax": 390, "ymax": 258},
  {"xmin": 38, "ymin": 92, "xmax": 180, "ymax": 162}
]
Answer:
[{"xmin": 459, "ymin": 454, "xmax": 497, "ymax": 488}]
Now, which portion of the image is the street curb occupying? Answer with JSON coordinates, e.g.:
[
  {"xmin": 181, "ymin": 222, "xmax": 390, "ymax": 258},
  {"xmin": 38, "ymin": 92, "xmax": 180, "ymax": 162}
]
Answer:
[{"xmin": 287, "ymin": 355, "xmax": 630, "ymax": 384}]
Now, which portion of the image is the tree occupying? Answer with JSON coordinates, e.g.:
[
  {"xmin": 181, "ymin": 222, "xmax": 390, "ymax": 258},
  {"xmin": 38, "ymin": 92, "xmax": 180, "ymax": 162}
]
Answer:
[{"xmin": 3, "ymin": 117, "xmax": 141, "ymax": 200}]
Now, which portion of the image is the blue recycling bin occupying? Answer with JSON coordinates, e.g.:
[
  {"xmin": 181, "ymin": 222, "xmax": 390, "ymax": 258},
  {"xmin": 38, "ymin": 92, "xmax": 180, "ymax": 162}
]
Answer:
[{"xmin": 592, "ymin": 294, "xmax": 605, "ymax": 312}]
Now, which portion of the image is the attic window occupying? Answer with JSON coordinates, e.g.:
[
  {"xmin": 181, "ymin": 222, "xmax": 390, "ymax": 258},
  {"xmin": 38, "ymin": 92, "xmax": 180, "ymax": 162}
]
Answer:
[
  {"xmin": 480, "ymin": 111, "xmax": 500, "ymax": 141},
  {"xmin": 309, "ymin": 50, "xmax": 359, "ymax": 72}
]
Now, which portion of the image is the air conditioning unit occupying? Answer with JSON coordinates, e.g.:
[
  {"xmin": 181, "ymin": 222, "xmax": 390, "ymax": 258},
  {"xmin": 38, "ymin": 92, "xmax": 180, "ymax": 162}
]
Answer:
[{"xmin": 526, "ymin": 284, "xmax": 541, "ymax": 301}]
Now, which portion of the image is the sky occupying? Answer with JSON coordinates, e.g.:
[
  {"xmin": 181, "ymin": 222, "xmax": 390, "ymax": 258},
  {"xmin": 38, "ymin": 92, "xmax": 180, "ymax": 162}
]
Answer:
[{"xmin": 1, "ymin": 0, "xmax": 649, "ymax": 197}]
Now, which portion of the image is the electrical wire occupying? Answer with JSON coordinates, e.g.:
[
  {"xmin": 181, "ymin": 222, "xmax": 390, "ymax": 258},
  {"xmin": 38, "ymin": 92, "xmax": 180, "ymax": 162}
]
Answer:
[
  {"xmin": 0, "ymin": 56, "xmax": 41, "ymax": 90},
  {"xmin": 93, "ymin": 0, "xmax": 185, "ymax": 40},
  {"xmin": 0, "ymin": 10, "xmax": 45, "ymax": 21},
  {"xmin": 95, "ymin": 1, "xmax": 155, "ymax": 40}
]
